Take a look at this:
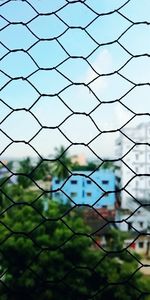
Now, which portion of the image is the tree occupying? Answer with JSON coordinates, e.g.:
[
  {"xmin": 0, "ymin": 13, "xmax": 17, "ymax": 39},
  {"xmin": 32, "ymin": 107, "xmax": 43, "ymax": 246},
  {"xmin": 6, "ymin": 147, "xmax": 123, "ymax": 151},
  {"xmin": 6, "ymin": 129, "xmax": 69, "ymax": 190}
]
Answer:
[
  {"xmin": 72, "ymin": 161, "xmax": 97, "ymax": 171},
  {"xmin": 93, "ymin": 228, "xmax": 148, "ymax": 300},
  {"xmin": 17, "ymin": 157, "xmax": 34, "ymax": 188},
  {"xmin": 51, "ymin": 146, "xmax": 72, "ymax": 180},
  {"xmin": 17, "ymin": 157, "xmax": 53, "ymax": 192},
  {"xmin": 100, "ymin": 161, "xmax": 115, "ymax": 170},
  {"xmin": 0, "ymin": 190, "xmax": 147, "ymax": 300},
  {"xmin": 0, "ymin": 195, "xmax": 94, "ymax": 299},
  {"xmin": 32, "ymin": 159, "xmax": 52, "ymax": 181}
]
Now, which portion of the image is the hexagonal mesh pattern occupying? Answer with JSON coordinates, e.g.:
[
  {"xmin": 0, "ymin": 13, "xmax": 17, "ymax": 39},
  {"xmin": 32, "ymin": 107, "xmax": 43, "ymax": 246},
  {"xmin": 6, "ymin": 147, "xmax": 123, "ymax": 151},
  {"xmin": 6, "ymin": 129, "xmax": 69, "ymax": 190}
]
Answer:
[{"xmin": 0, "ymin": 0, "xmax": 150, "ymax": 299}]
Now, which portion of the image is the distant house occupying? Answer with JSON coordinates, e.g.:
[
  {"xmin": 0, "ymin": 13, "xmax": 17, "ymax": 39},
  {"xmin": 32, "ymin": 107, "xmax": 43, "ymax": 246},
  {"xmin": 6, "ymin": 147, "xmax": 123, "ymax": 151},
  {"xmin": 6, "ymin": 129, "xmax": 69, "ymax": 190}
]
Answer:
[
  {"xmin": 115, "ymin": 122, "xmax": 150, "ymax": 209},
  {"xmin": 71, "ymin": 154, "xmax": 87, "ymax": 166},
  {"xmin": 116, "ymin": 207, "xmax": 150, "ymax": 233},
  {"xmin": 84, "ymin": 207, "xmax": 116, "ymax": 234},
  {"xmin": 52, "ymin": 170, "xmax": 116, "ymax": 209},
  {"xmin": 124, "ymin": 234, "xmax": 150, "ymax": 256},
  {"xmin": 84, "ymin": 207, "xmax": 116, "ymax": 248}
]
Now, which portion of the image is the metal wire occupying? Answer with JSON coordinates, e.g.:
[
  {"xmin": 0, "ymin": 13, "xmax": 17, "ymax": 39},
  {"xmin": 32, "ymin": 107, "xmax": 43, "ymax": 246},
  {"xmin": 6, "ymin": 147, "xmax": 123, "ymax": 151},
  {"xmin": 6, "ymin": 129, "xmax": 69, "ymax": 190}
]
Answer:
[{"xmin": 0, "ymin": 0, "xmax": 150, "ymax": 298}]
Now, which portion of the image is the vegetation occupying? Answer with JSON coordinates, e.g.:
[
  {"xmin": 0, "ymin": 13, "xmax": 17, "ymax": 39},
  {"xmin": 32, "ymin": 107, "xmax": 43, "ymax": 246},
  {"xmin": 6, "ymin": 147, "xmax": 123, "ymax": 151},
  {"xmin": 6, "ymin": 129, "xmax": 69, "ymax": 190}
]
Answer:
[
  {"xmin": 0, "ymin": 184, "xmax": 149, "ymax": 299},
  {"xmin": 101, "ymin": 160, "xmax": 116, "ymax": 170},
  {"xmin": 72, "ymin": 160, "xmax": 117, "ymax": 172},
  {"xmin": 51, "ymin": 146, "xmax": 72, "ymax": 180},
  {"xmin": 17, "ymin": 157, "xmax": 52, "ymax": 189},
  {"xmin": 0, "ymin": 153, "xmax": 149, "ymax": 299},
  {"xmin": 16, "ymin": 148, "xmax": 117, "ymax": 190},
  {"xmin": 72, "ymin": 160, "xmax": 97, "ymax": 171},
  {"xmin": 17, "ymin": 157, "xmax": 34, "ymax": 188}
]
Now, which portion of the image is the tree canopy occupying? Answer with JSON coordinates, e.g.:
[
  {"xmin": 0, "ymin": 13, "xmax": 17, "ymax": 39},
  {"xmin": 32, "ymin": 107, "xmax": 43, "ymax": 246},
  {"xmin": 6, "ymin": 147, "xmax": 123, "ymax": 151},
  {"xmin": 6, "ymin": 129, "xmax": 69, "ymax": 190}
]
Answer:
[
  {"xmin": 0, "ymin": 185, "xmax": 149, "ymax": 299},
  {"xmin": 0, "ymin": 156, "xmax": 149, "ymax": 299},
  {"xmin": 51, "ymin": 146, "xmax": 72, "ymax": 180}
]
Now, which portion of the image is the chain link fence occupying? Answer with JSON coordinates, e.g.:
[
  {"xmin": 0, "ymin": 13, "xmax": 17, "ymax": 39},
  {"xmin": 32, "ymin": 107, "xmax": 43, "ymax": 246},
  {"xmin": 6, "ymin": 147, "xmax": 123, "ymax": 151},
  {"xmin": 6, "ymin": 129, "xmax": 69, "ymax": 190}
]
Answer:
[{"xmin": 0, "ymin": 0, "xmax": 150, "ymax": 299}]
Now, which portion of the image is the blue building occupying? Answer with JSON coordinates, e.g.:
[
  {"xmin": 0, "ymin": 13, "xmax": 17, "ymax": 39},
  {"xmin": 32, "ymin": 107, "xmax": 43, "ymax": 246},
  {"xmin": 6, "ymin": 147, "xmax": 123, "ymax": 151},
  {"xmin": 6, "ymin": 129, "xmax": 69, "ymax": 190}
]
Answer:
[{"xmin": 52, "ymin": 170, "xmax": 116, "ymax": 209}]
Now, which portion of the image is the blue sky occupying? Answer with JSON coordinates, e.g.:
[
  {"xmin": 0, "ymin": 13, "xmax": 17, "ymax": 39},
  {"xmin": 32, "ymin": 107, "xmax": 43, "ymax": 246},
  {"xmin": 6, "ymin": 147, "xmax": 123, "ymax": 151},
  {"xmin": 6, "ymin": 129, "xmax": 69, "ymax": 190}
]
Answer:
[{"xmin": 0, "ymin": 0, "xmax": 150, "ymax": 160}]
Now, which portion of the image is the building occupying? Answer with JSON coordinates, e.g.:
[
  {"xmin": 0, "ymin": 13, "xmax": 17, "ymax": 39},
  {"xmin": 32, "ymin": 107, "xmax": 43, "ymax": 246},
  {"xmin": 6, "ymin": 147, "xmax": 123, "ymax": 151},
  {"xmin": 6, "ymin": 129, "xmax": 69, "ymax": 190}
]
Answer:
[
  {"xmin": 116, "ymin": 206, "xmax": 150, "ymax": 232},
  {"xmin": 124, "ymin": 234, "xmax": 150, "ymax": 256},
  {"xmin": 84, "ymin": 207, "xmax": 116, "ymax": 235},
  {"xmin": 115, "ymin": 122, "xmax": 150, "ymax": 236},
  {"xmin": 52, "ymin": 170, "xmax": 116, "ymax": 209},
  {"xmin": 71, "ymin": 154, "xmax": 87, "ymax": 166},
  {"xmin": 115, "ymin": 122, "xmax": 150, "ymax": 210},
  {"xmin": 84, "ymin": 207, "xmax": 116, "ymax": 248}
]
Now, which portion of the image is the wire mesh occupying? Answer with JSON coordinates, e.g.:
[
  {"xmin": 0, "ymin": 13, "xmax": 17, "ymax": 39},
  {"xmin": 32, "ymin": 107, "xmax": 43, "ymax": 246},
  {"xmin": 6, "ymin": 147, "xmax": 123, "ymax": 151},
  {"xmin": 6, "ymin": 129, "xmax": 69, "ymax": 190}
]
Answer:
[{"xmin": 0, "ymin": 0, "xmax": 150, "ymax": 299}]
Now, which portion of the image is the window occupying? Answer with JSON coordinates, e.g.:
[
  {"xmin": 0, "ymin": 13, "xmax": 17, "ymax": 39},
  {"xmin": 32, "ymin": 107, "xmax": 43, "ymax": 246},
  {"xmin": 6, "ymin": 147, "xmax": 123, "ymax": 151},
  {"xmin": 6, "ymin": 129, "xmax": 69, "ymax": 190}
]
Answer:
[
  {"xmin": 55, "ymin": 180, "xmax": 60, "ymax": 184},
  {"xmin": 87, "ymin": 180, "xmax": 92, "ymax": 184},
  {"xmin": 102, "ymin": 180, "xmax": 109, "ymax": 185},
  {"xmin": 70, "ymin": 192, "xmax": 77, "ymax": 197},
  {"xmin": 86, "ymin": 192, "xmax": 92, "ymax": 197},
  {"xmin": 102, "ymin": 205, "xmax": 107, "ymax": 208},
  {"xmin": 138, "ymin": 242, "xmax": 144, "ymax": 249},
  {"xmin": 71, "ymin": 180, "xmax": 77, "ymax": 184},
  {"xmin": 82, "ymin": 190, "xmax": 85, "ymax": 197}
]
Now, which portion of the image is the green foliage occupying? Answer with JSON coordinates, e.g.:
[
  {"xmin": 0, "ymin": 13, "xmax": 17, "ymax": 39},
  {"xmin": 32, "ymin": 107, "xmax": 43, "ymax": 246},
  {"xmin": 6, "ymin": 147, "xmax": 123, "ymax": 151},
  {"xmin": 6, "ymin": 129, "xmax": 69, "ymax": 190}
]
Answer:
[
  {"xmin": 17, "ymin": 157, "xmax": 34, "ymax": 188},
  {"xmin": 100, "ymin": 161, "xmax": 116, "ymax": 170},
  {"xmin": 17, "ymin": 157, "xmax": 52, "ymax": 189},
  {"xmin": 72, "ymin": 161, "xmax": 97, "ymax": 171},
  {"xmin": 0, "ymin": 196, "xmax": 91, "ymax": 299},
  {"xmin": 105, "ymin": 228, "xmax": 128, "ymax": 252},
  {"xmin": 31, "ymin": 159, "xmax": 52, "ymax": 181},
  {"xmin": 0, "ymin": 187, "xmax": 148, "ymax": 299},
  {"xmin": 51, "ymin": 146, "xmax": 72, "ymax": 180},
  {"xmin": 0, "ymin": 156, "xmax": 148, "ymax": 299}
]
